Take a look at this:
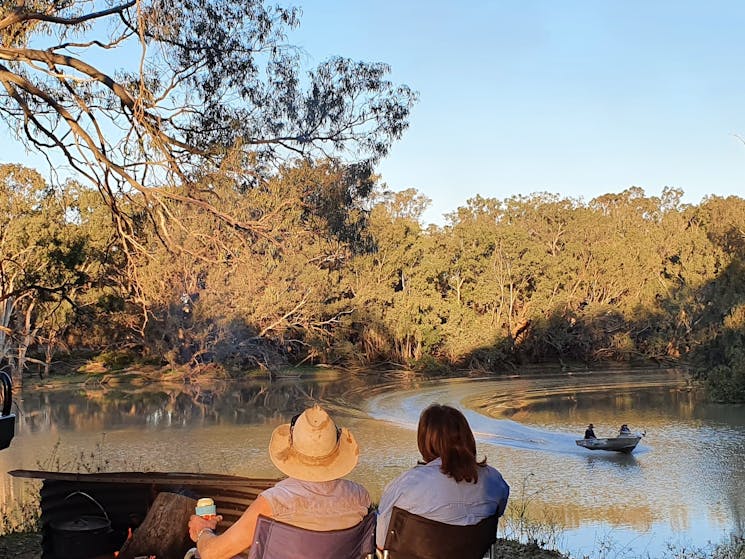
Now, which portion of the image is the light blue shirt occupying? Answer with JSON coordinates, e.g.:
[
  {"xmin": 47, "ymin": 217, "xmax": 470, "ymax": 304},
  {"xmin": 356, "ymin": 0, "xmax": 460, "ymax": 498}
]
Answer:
[{"xmin": 376, "ymin": 458, "xmax": 510, "ymax": 548}]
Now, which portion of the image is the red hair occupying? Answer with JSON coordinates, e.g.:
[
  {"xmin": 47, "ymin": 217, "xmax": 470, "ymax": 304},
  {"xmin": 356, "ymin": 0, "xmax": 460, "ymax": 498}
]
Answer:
[{"xmin": 417, "ymin": 404, "xmax": 486, "ymax": 483}]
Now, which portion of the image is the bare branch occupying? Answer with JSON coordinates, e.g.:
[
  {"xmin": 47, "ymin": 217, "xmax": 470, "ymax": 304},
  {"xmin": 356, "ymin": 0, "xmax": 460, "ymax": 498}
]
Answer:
[{"xmin": 0, "ymin": 2, "xmax": 136, "ymax": 32}]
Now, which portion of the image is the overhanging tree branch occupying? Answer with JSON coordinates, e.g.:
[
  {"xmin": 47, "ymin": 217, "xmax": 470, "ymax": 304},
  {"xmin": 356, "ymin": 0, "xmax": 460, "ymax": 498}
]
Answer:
[
  {"xmin": 0, "ymin": 0, "xmax": 416, "ymax": 261},
  {"xmin": 0, "ymin": 2, "xmax": 136, "ymax": 31}
]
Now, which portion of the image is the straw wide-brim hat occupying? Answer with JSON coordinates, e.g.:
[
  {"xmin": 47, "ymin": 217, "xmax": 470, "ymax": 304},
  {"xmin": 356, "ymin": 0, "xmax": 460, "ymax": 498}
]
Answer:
[{"xmin": 269, "ymin": 405, "xmax": 359, "ymax": 482}]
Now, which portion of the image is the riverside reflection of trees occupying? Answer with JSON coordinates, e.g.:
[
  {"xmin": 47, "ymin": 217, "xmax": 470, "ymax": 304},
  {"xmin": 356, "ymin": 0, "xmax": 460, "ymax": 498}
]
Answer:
[
  {"xmin": 509, "ymin": 500, "xmax": 657, "ymax": 533},
  {"xmin": 2, "ymin": 166, "xmax": 745, "ymax": 402},
  {"xmin": 15, "ymin": 377, "xmax": 371, "ymax": 434}
]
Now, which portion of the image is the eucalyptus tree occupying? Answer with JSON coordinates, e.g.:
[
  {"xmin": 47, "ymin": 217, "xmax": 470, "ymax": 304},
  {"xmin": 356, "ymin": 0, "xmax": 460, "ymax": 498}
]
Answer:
[
  {"xmin": 0, "ymin": 164, "xmax": 116, "ymax": 381},
  {"xmin": 444, "ymin": 194, "xmax": 558, "ymax": 362},
  {"xmin": 0, "ymin": 0, "xmax": 416, "ymax": 257},
  {"xmin": 0, "ymin": 163, "xmax": 46, "ymax": 380},
  {"xmin": 695, "ymin": 195, "xmax": 745, "ymax": 259},
  {"xmin": 438, "ymin": 196, "xmax": 510, "ymax": 365},
  {"xmin": 341, "ymin": 188, "xmax": 440, "ymax": 365},
  {"xmin": 132, "ymin": 159, "xmax": 382, "ymax": 369},
  {"xmin": 689, "ymin": 196, "xmax": 745, "ymax": 401}
]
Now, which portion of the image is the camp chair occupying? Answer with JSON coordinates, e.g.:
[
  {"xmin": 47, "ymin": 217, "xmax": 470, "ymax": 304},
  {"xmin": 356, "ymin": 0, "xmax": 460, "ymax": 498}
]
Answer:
[
  {"xmin": 248, "ymin": 512, "xmax": 376, "ymax": 559},
  {"xmin": 0, "ymin": 371, "xmax": 15, "ymax": 451},
  {"xmin": 185, "ymin": 512, "xmax": 376, "ymax": 559},
  {"xmin": 377, "ymin": 507, "xmax": 499, "ymax": 559}
]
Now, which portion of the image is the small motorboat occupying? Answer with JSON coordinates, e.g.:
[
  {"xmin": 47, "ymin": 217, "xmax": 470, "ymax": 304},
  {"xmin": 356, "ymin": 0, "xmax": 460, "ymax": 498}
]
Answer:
[{"xmin": 575, "ymin": 434, "xmax": 642, "ymax": 454}]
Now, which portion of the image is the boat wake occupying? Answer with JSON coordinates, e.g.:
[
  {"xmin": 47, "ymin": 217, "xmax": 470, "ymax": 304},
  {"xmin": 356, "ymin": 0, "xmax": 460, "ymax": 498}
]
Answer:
[{"xmin": 366, "ymin": 378, "xmax": 648, "ymax": 457}]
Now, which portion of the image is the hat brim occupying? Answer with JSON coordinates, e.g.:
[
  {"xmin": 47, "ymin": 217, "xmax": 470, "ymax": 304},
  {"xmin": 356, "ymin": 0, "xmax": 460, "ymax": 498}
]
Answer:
[{"xmin": 268, "ymin": 424, "xmax": 360, "ymax": 482}]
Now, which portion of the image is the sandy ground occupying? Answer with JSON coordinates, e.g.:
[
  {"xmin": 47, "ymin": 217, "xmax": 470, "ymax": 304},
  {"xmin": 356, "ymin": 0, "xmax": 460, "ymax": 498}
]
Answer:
[{"xmin": 0, "ymin": 532, "xmax": 42, "ymax": 559}]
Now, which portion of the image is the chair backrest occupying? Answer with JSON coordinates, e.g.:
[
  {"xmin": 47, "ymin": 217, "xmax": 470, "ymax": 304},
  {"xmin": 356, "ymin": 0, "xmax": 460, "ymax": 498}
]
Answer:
[
  {"xmin": 247, "ymin": 512, "xmax": 376, "ymax": 559},
  {"xmin": 0, "ymin": 372, "xmax": 15, "ymax": 451},
  {"xmin": 0, "ymin": 372, "xmax": 11, "ymax": 417},
  {"xmin": 381, "ymin": 507, "xmax": 498, "ymax": 559}
]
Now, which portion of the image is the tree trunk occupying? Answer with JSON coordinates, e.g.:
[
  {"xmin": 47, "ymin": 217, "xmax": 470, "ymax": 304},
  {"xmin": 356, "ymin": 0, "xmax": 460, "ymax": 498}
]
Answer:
[{"xmin": 118, "ymin": 492, "xmax": 197, "ymax": 559}]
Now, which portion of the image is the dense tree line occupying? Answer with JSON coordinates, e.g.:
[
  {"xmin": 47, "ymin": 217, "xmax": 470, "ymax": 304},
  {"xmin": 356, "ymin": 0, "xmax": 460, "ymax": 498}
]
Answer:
[{"xmin": 1, "ymin": 161, "xmax": 744, "ymax": 401}]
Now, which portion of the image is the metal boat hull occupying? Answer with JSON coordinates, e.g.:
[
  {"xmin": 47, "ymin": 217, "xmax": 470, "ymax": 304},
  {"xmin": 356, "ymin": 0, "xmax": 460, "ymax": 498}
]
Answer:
[{"xmin": 575, "ymin": 436, "xmax": 641, "ymax": 453}]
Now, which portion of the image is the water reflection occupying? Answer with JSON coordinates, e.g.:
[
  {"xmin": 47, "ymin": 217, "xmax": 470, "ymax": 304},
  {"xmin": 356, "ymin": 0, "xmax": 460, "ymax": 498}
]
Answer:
[
  {"xmin": 365, "ymin": 370, "xmax": 745, "ymax": 556},
  {"xmin": 1, "ymin": 369, "xmax": 743, "ymax": 558},
  {"xmin": 15, "ymin": 372, "xmax": 376, "ymax": 434},
  {"xmin": 585, "ymin": 452, "xmax": 640, "ymax": 470}
]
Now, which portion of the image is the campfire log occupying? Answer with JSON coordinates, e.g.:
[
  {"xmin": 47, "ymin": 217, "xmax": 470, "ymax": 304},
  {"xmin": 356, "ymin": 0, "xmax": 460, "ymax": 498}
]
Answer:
[{"xmin": 118, "ymin": 491, "xmax": 196, "ymax": 559}]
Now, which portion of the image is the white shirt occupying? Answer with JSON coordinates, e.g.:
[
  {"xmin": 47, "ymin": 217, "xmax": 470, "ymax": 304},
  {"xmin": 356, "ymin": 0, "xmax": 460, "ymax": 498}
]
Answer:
[{"xmin": 260, "ymin": 477, "xmax": 370, "ymax": 531}]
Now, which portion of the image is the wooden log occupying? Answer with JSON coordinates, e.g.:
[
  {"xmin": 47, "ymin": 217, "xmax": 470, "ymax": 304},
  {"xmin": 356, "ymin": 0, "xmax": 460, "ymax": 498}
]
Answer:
[{"xmin": 118, "ymin": 491, "xmax": 196, "ymax": 559}]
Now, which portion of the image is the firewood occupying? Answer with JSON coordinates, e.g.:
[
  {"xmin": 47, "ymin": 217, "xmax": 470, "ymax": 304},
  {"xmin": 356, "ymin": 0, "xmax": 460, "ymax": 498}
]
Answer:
[{"xmin": 118, "ymin": 491, "xmax": 196, "ymax": 559}]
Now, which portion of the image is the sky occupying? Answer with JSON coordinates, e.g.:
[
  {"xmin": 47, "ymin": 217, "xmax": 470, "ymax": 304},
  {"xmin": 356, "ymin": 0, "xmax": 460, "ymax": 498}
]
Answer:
[
  {"xmin": 3, "ymin": 1, "xmax": 745, "ymax": 225},
  {"xmin": 290, "ymin": 1, "xmax": 745, "ymax": 224}
]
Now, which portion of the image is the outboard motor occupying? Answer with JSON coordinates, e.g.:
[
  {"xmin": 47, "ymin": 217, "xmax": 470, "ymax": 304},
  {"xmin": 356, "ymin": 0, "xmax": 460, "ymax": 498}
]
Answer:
[{"xmin": 0, "ymin": 371, "xmax": 15, "ymax": 450}]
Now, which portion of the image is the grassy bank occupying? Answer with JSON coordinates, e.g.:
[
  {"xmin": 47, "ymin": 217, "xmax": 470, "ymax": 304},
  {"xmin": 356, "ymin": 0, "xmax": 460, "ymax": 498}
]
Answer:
[{"xmin": 0, "ymin": 532, "xmax": 569, "ymax": 559}]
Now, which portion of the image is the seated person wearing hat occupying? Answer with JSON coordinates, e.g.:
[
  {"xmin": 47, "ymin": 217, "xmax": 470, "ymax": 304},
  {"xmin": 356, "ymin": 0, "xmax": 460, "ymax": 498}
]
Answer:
[
  {"xmin": 584, "ymin": 423, "xmax": 596, "ymax": 439},
  {"xmin": 187, "ymin": 405, "xmax": 370, "ymax": 559}
]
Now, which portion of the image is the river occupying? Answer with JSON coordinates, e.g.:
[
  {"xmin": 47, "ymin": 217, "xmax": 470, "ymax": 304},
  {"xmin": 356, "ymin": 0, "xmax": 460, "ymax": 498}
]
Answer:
[{"xmin": 1, "ymin": 368, "xmax": 743, "ymax": 558}]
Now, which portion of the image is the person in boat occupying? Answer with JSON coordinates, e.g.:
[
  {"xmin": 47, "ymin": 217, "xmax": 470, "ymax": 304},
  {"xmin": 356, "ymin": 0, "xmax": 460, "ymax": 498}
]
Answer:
[
  {"xmin": 619, "ymin": 424, "xmax": 632, "ymax": 436},
  {"xmin": 584, "ymin": 423, "xmax": 597, "ymax": 439},
  {"xmin": 376, "ymin": 404, "xmax": 510, "ymax": 550},
  {"xmin": 187, "ymin": 404, "xmax": 370, "ymax": 559}
]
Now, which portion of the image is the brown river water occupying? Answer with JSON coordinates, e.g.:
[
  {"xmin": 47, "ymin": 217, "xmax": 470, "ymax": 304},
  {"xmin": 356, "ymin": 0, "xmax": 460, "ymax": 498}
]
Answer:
[{"xmin": 1, "ymin": 368, "xmax": 743, "ymax": 558}]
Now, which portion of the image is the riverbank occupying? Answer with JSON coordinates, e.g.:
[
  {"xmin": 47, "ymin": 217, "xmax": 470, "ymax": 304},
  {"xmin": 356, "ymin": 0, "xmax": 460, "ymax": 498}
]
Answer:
[{"xmin": 0, "ymin": 531, "xmax": 568, "ymax": 559}]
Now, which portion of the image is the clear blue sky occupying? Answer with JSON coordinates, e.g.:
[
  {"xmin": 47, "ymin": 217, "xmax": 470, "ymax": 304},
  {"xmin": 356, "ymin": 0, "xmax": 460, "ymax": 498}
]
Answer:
[
  {"xmin": 291, "ymin": 1, "xmax": 745, "ymax": 224},
  {"xmin": 3, "ymin": 2, "xmax": 745, "ymax": 225}
]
